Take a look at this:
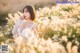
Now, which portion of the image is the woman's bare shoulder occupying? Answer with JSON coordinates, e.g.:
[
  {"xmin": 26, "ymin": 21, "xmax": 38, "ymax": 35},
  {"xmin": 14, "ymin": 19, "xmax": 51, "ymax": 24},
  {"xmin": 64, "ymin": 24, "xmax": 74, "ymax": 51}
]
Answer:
[{"xmin": 33, "ymin": 23, "xmax": 37, "ymax": 28}]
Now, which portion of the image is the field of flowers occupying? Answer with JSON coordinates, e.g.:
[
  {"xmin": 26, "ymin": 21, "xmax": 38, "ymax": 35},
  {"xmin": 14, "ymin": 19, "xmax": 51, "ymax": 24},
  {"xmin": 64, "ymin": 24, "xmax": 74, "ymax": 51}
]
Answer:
[{"xmin": 0, "ymin": 4, "xmax": 80, "ymax": 53}]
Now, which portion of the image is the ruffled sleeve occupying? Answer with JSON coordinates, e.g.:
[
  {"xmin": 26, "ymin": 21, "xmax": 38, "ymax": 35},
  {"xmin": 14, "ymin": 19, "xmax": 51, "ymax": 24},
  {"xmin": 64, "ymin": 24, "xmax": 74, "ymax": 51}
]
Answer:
[
  {"xmin": 12, "ymin": 19, "xmax": 22, "ymax": 36},
  {"xmin": 17, "ymin": 20, "xmax": 26, "ymax": 36}
]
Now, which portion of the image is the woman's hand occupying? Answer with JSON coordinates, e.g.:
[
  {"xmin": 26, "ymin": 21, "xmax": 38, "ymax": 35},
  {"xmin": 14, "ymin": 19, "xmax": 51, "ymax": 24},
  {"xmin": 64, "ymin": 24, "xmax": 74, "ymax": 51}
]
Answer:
[{"xmin": 19, "ymin": 16, "xmax": 24, "ymax": 20}]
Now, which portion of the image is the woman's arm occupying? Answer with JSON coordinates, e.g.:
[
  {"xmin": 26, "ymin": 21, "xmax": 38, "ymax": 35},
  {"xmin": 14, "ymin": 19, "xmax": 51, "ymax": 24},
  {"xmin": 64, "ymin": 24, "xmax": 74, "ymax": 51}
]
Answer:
[
  {"xmin": 12, "ymin": 16, "xmax": 23, "ymax": 35},
  {"xmin": 17, "ymin": 20, "xmax": 25, "ymax": 36},
  {"xmin": 32, "ymin": 24, "xmax": 38, "ymax": 34},
  {"xmin": 12, "ymin": 21, "xmax": 20, "ymax": 35}
]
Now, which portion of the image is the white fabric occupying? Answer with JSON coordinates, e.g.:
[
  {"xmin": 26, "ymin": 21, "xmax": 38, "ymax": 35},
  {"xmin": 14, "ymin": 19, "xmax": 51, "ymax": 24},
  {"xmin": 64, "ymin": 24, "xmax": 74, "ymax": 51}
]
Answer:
[
  {"xmin": 12, "ymin": 19, "xmax": 22, "ymax": 38},
  {"xmin": 17, "ymin": 20, "xmax": 36, "ymax": 40},
  {"xmin": 12, "ymin": 19, "xmax": 36, "ymax": 40}
]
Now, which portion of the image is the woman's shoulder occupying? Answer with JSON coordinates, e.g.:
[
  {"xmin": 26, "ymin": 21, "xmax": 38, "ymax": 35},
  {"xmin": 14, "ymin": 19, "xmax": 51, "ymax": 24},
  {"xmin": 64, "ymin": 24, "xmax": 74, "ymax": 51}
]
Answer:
[{"xmin": 33, "ymin": 23, "xmax": 37, "ymax": 28}]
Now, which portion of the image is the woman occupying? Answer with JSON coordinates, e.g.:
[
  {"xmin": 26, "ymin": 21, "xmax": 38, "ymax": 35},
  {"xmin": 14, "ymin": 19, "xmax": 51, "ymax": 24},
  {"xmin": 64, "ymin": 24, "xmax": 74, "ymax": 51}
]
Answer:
[{"xmin": 12, "ymin": 5, "xmax": 37, "ymax": 40}]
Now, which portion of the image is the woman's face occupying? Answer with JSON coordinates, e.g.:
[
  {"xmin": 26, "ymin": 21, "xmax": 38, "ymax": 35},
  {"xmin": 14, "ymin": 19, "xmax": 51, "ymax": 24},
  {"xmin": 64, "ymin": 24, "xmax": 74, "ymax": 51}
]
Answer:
[{"xmin": 23, "ymin": 8, "xmax": 31, "ymax": 20}]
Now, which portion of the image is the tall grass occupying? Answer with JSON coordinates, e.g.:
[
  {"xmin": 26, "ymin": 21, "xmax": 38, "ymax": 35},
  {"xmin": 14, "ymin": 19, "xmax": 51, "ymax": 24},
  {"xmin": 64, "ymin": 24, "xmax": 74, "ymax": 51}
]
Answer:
[{"xmin": 0, "ymin": 4, "xmax": 80, "ymax": 53}]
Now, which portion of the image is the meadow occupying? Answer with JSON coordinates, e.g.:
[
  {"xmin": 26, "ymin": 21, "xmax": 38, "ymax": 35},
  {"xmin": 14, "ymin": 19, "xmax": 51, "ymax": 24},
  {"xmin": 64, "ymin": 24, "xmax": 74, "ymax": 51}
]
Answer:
[{"xmin": 0, "ymin": 4, "xmax": 80, "ymax": 53}]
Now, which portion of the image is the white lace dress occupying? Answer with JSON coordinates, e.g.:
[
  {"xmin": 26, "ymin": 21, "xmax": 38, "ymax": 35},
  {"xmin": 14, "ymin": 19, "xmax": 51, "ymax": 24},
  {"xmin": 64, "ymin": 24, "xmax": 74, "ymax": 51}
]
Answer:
[
  {"xmin": 12, "ymin": 20, "xmax": 36, "ymax": 40},
  {"xmin": 18, "ymin": 23, "xmax": 36, "ymax": 40},
  {"xmin": 12, "ymin": 19, "xmax": 22, "ymax": 38}
]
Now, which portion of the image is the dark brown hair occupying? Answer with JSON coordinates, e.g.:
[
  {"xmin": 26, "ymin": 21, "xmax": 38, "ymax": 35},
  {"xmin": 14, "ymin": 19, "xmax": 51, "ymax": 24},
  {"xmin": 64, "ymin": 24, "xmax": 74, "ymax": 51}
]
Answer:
[{"xmin": 23, "ymin": 5, "xmax": 36, "ymax": 21}]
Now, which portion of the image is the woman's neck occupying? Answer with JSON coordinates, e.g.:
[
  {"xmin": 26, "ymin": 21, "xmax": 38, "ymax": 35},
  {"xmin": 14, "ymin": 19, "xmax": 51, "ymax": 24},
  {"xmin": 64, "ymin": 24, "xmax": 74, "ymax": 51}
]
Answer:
[{"xmin": 25, "ymin": 19, "xmax": 33, "ymax": 23}]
